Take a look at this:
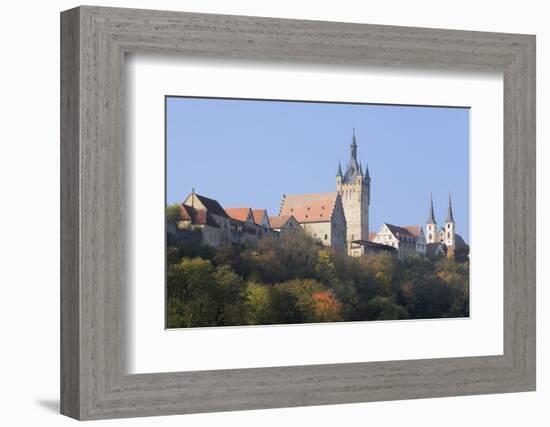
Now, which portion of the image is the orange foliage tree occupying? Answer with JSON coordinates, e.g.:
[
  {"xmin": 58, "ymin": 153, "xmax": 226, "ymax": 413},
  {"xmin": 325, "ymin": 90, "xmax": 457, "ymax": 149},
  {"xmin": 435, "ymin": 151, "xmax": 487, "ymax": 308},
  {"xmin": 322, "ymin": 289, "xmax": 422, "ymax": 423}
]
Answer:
[{"xmin": 311, "ymin": 291, "xmax": 343, "ymax": 322}]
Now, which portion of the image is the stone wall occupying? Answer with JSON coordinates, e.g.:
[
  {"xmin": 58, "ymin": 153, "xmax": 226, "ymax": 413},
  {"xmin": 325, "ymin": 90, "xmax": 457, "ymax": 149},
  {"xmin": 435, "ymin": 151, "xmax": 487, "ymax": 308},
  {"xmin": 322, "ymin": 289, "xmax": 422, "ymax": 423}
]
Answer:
[{"xmin": 337, "ymin": 178, "xmax": 369, "ymax": 255}]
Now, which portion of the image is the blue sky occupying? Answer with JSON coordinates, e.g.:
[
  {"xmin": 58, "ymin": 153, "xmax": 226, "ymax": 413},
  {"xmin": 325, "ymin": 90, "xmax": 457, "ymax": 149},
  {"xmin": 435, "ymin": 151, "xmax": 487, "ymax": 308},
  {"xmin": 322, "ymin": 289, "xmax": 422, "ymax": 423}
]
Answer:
[{"xmin": 166, "ymin": 97, "xmax": 470, "ymax": 241}]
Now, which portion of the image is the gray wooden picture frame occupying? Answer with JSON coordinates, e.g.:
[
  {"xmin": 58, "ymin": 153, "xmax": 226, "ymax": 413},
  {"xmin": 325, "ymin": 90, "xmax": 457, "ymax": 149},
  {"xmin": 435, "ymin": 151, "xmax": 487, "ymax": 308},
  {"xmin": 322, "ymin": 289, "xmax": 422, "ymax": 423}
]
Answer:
[{"xmin": 60, "ymin": 5, "xmax": 536, "ymax": 421}]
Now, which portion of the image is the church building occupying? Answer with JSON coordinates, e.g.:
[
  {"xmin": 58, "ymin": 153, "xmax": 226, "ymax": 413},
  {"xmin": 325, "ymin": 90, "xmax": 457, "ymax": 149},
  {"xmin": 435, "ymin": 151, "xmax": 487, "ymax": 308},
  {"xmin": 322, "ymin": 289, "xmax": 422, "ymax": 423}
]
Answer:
[{"xmin": 425, "ymin": 193, "xmax": 467, "ymax": 258}]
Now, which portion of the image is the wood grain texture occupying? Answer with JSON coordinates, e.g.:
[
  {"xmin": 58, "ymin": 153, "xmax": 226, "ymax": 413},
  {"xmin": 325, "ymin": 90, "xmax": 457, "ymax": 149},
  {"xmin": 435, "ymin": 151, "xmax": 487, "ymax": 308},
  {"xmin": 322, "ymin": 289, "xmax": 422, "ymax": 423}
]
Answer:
[
  {"xmin": 60, "ymin": 7, "xmax": 80, "ymax": 419},
  {"xmin": 60, "ymin": 6, "xmax": 536, "ymax": 420}
]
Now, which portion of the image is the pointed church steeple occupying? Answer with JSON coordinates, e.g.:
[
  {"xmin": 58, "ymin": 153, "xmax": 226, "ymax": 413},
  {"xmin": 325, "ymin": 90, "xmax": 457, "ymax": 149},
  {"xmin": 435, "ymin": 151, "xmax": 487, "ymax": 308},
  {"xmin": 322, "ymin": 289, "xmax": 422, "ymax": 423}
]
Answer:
[
  {"xmin": 365, "ymin": 164, "xmax": 370, "ymax": 181},
  {"xmin": 446, "ymin": 194, "xmax": 455, "ymax": 223},
  {"xmin": 427, "ymin": 193, "xmax": 436, "ymax": 224}
]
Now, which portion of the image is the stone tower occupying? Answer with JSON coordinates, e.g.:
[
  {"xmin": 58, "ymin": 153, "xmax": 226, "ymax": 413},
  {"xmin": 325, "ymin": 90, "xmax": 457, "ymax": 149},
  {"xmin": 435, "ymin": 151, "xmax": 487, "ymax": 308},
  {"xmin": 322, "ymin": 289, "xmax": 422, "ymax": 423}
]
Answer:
[
  {"xmin": 443, "ymin": 194, "xmax": 456, "ymax": 248},
  {"xmin": 426, "ymin": 193, "xmax": 438, "ymax": 243},
  {"xmin": 336, "ymin": 129, "xmax": 370, "ymax": 255}
]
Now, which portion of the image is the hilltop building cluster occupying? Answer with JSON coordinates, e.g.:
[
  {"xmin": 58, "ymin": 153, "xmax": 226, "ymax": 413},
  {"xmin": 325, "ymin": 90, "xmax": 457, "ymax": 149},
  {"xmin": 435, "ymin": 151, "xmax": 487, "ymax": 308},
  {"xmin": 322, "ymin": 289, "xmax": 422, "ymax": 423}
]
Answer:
[{"xmin": 168, "ymin": 130, "xmax": 467, "ymax": 259}]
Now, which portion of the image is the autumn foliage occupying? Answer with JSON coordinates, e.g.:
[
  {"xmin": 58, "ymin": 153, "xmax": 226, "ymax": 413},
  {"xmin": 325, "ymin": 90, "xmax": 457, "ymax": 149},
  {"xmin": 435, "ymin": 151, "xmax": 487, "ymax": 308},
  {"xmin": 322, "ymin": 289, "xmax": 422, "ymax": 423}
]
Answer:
[{"xmin": 166, "ymin": 232, "xmax": 469, "ymax": 328}]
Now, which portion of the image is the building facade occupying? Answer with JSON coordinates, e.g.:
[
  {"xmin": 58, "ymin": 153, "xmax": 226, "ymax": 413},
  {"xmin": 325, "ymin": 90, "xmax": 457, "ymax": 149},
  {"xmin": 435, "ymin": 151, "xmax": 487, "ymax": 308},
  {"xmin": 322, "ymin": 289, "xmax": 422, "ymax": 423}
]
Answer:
[
  {"xmin": 268, "ymin": 215, "xmax": 301, "ymax": 235},
  {"xmin": 369, "ymin": 194, "xmax": 467, "ymax": 259},
  {"xmin": 278, "ymin": 192, "xmax": 347, "ymax": 252}
]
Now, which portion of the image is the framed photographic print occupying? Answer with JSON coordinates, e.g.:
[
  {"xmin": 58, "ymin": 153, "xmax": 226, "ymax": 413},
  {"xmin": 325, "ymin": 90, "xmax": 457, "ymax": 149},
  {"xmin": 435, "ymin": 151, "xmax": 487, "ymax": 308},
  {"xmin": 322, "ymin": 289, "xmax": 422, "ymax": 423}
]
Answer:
[{"xmin": 61, "ymin": 6, "xmax": 536, "ymax": 420}]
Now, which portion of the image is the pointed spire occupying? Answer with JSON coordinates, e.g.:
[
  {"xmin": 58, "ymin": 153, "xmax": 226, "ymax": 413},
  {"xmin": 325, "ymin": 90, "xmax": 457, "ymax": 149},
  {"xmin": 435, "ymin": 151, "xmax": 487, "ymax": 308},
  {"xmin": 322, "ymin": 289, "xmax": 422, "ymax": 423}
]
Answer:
[
  {"xmin": 446, "ymin": 194, "xmax": 455, "ymax": 223},
  {"xmin": 336, "ymin": 161, "xmax": 343, "ymax": 177},
  {"xmin": 359, "ymin": 161, "xmax": 363, "ymax": 175},
  {"xmin": 350, "ymin": 128, "xmax": 358, "ymax": 161},
  {"xmin": 427, "ymin": 193, "xmax": 436, "ymax": 224},
  {"xmin": 365, "ymin": 164, "xmax": 370, "ymax": 181}
]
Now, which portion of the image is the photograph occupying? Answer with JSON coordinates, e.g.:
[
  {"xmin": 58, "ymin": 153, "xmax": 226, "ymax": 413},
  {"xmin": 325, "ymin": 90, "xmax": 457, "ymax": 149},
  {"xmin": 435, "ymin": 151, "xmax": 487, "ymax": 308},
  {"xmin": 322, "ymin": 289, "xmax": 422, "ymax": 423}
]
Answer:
[{"xmin": 165, "ymin": 96, "xmax": 470, "ymax": 329}]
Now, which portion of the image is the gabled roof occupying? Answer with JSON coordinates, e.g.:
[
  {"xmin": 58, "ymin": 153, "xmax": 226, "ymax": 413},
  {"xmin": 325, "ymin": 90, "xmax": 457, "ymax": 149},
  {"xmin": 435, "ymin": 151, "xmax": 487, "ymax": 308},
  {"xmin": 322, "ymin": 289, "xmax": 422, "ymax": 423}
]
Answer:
[
  {"xmin": 426, "ymin": 242, "xmax": 446, "ymax": 257},
  {"xmin": 268, "ymin": 215, "xmax": 297, "ymax": 229},
  {"xmin": 195, "ymin": 194, "xmax": 228, "ymax": 217},
  {"xmin": 402, "ymin": 225, "xmax": 423, "ymax": 238},
  {"xmin": 184, "ymin": 192, "xmax": 229, "ymax": 218},
  {"xmin": 384, "ymin": 223, "xmax": 416, "ymax": 241},
  {"xmin": 252, "ymin": 209, "xmax": 269, "ymax": 227},
  {"xmin": 178, "ymin": 204, "xmax": 220, "ymax": 228},
  {"xmin": 225, "ymin": 207, "xmax": 254, "ymax": 223},
  {"xmin": 279, "ymin": 192, "xmax": 340, "ymax": 223}
]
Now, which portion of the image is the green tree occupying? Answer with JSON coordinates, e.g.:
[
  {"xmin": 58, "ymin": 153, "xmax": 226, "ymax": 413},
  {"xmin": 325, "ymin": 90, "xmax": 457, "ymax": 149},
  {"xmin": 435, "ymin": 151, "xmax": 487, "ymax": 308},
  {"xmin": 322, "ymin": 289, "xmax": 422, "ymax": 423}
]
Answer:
[
  {"xmin": 269, "ymin": 284, "xmax": 305, "ymax": 324},
  {"xmin": 245, "ymin": 282, "xmax": 273, "ymax": 324},
  {"xmin": 167, "ymin": 257, "xmax": 248, "ymax": 328},
  {"xmin": 166, "ymin": 203, "xmax": 181, "ymax": 221},
  {"xmin": 365, "ymin": 296, "xmax": 408, "ymax": 320}
]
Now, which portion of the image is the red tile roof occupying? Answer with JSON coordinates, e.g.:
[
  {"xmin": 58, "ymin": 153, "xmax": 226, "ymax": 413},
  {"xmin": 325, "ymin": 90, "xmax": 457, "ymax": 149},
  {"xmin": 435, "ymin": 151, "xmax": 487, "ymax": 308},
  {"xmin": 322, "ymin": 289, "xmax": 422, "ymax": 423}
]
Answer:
[
  {"xmin": 279, "ymin": 192, "xmax": 339, "ymax": 224},
  {"xmin": 268, "ymin": 215, "xmax": 296, "ymax": 229},
  {"xmin": 251, "ymin": 209, "xmax": 268, "ymax": 226},
  {"xmin": 225, "ymin": 208, "xmax": 253, "ymax": 223}
]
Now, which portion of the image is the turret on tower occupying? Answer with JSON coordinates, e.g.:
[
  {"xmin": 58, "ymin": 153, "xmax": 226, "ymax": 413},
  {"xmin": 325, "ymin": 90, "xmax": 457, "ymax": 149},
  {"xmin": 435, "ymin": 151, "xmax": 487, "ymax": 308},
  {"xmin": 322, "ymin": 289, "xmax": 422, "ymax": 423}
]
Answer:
[{"xmin": 336, "ymin": 129, "xmax": 371, "ymax": 256}]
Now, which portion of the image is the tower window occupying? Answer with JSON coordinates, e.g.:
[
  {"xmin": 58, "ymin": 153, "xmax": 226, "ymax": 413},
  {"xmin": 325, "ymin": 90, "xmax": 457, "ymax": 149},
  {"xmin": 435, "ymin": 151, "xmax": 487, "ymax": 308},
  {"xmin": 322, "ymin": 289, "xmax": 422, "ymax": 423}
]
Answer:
[
  {"xmin": 324, "ymin": 234, "xmax": 328, "ymax": 240},
  {"xmin": 447, "ymin": 232, "xmax": 450, "ymax": 238}
]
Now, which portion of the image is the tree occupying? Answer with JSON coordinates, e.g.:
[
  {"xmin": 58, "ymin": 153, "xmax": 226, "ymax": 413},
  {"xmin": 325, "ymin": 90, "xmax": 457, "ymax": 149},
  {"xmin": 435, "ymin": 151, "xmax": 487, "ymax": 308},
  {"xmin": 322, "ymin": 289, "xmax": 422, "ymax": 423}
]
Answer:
[
  {"xmin": 275, "ymin": 278, "xmax": 326, "ymax": 322},
  {"xmin": 311, "ymin": 291, "xmax": 343, "ymax": 322},
  {"xmin": 167, "ymin": 257, "xmax": 248, "ymax": 328},
  {"xmin": 269, "ymin": 284, "xmax": 304, "ymax": 324},
  {"xmin": 242, "ymin": 232, "xmax": 321, "ymax": 283},
  {"xmin": 213, "ymin": 265, "xmax": 248, "ymax": 325},
  {"xmin": 365, "ymin": 296, "xmax": 408, "ymax": 320},
  {"xmin": 454, "ymin": 244, "xmax": 470, "ymax": 263},
  {"xmin": 315, "ymin": 250, "xmax": 337, "ymax": 285},
  {"xmin": 246, "ymin": 282, "xmax": 273, "ymax": 325},
  {"xmin": 166, "ymin": 203, "xmax": 182, "ymax": 221},
  {"xmin": 166, "ymin": 226, "xmax": 470, "ymax": 327}
]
